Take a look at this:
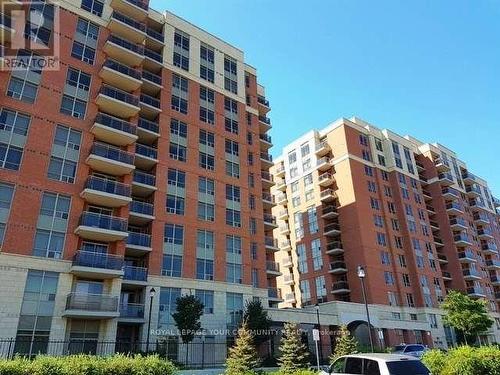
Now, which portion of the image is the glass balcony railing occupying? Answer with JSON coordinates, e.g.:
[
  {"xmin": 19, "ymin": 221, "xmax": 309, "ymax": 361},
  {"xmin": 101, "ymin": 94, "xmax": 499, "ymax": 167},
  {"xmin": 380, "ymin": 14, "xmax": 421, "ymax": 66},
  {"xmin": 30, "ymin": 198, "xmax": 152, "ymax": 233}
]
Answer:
[
  {"xmin": 261, "ymin": 171, "xmax": 273, "ymax": 182},
  {"xmin": 260, "ymin": 152, "xmax": 273, "ymax": 162},
  {"xmin": 266, "ymin": 261, "xmax": 280, "ymax": 272},
  {"xmin": 95, "ymin": 112, "xmax": 137, "ymax": 135},
  {"xmin": 120, "ymin": 303, "xmax": 145, "ymax": 318},
  {"xmin": 111, "ymin": 11, "xmax": 146, "ymax": 32},
  {"xmin": 133, "ymin": 170, "xmax": 156, "ymax": 186},
  {"xmin": 263, "ymin": 214, "xmax": 277, "ymax": 224},
  {"xmin": 449, "ymin": 217, "xmax": 467, "ymax": 228},
  {"xmin": 265, "ymin": 236, "xmax": 278, "ymax": 248},
  {"xmin": 138, "ymin": 117, "xmax": 159, "ymax": 134},
  {"xmin": 107, "ymin": 34, "xmax": 144, "ymax": 55},
  {"xmin": 258, "ymin": 116, "xmax": 271, "ymax": 125},
  {"xmin": 330, "ymin": 261, "xmax": 347, "ymax": 271},
  {"xmin": 144, "ymin": 47, "xmax": 163, "ymax": 63},
  {"xmin": 79, "ymin": 212, "xmax": 128, "ymax": 232},
  {"xmin": 462, "ymin": 269, "xmax": 481, "ymax": 278},
  {"xmin": 332, "ymin": 281, "xmax": 350, "ymax": 291},
  {"xmin": 90, "ymin": 142, "xmax": 135, "ymax": 165},
  {"xmin": 130, "ymin": 200, "xmax": 154, "ymax": 216},
  {"xmin": 257, "ymin": 95, "xmax": 269, "ymax": 107},
  {"xmin": 122, "ymin": 0, "xmax": 148, "ymax": 11},
  {"xmin": 140, "ymin": 93, "xmax": 161, "ymax": 108},
  {"xmin": 142, "ymin": 70, "xmax": 162, "ymax": 85},
  {"xmin": 127, "ymin": 232, "xmax": 151, "ymax": 247},
  {"xmin": 123, "ymin": 265, "xmax": 147, "ymax": 281},
  {"xmin": 135, "ymin": 143, "xmax": 157, "ymax": 159},
  {"xmin": 103, "ymin": 59, "xmax": 141, "ymax": 80},
  {"xmin": 66, "ymin": 293, "xmax": 118, "ymax": 312},
  {"xmin": 100, "ymin": 85, "xmax": 139, "ymax": 107},
  {"xmin": 85, "ymin": 176, "xmax": 131, "ymax": 197},
  {"xmin": 260, "ymin": 134, "xmax": 272, "ymax": 143},
  {"xmin": 442, "ymin": 187, "xmax": 459, "ymax": 197},
  {"xmin": 446, "ymin": 202, "xmax": 463, "ymax": 211},
  {"xmin": 325, "ymin": 223, "xmax": 341, "ymax": 233},
  {"xmin": 72, "ymin": 251, "xmax": 124, "ymax": 270},
  {"xmin": 146, "ymin": 27, "xmax": 164, "ymax": 42},
  {"xmin": 267, "ymin": 288, "xmax": 281, "ymax": 299}
]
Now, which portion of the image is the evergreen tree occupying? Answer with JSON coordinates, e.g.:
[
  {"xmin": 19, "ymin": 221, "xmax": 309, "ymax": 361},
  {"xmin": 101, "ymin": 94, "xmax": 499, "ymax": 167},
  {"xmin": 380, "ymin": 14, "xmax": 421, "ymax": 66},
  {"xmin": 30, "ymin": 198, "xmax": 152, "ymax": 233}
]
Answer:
[
  {"xmin": 225, "ymin": 320, "xmax": 261, "ymax": 375},
  {"xmin": 172, "ymin": 294, "xmax": 204, "ymax": 364},
  {"xmin": 330, "ymin": 325, "xmax": 358, "ymax": 363},
  {"xmin": 243, "ymin": 299, "xmax": 272, "ymax": 346},
  {"xmin": 278, "ymin": 322, "xmax": 310, "ymax": 372}
]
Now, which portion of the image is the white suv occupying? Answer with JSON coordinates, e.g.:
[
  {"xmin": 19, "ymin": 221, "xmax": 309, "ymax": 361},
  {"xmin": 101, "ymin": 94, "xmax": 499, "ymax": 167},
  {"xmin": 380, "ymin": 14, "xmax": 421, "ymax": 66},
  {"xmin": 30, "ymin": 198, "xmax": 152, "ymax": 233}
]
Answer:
[{"xmin": 320, "ymin": 353, "xmax": 431, "ymax": 375}]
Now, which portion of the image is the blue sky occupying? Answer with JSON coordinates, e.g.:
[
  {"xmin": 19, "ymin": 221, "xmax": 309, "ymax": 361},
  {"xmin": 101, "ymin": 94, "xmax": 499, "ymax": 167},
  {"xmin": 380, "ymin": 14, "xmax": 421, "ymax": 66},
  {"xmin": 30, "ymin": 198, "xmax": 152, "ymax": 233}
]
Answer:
[{"xmin": 151, "ymin": 0, "xmax": 500, "ymax": 194}]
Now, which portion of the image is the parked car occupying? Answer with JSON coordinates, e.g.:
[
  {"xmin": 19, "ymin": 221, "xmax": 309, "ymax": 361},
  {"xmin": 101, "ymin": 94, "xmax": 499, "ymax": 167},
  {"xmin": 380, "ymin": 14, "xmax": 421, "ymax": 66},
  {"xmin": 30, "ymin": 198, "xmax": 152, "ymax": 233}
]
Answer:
[
  {"xmin": 320, "ymin": 353, "xmax": 431, "ymax": 375},
  {"xmin": 392, "ymin": 344, "xmax": 428, "ymax": 358}
]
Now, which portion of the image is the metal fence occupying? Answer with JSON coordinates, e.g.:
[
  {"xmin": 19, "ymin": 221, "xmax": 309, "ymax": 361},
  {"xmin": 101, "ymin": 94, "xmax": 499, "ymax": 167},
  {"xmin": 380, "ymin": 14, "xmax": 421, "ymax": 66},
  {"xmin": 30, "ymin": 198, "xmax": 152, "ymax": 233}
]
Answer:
[{"xmin": 0, "ymin": 339, "xmax": 234, "ymax": 368}]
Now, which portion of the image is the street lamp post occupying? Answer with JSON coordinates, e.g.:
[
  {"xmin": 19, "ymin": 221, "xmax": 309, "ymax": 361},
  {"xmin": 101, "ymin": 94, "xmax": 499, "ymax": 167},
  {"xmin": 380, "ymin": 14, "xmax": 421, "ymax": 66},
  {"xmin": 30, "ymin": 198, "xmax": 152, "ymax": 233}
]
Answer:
[
  {"xmin": 146, "ymin": 287, "xmax": 156, "ymax": 353},
  {"xmin": 357, "ymin": 266, "xmax": 374, "ymax": 352},
  {"xmin": 315, "ymin": 303, "xmax": 322, "ymax": 364}
]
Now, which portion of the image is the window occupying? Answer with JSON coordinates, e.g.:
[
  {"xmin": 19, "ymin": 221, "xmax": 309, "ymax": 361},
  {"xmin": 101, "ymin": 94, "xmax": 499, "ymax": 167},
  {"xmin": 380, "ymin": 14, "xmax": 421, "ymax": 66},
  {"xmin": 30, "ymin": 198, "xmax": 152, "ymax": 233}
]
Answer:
[
  {"xmin": 380, "ymin": 251, "xmax": 390, "ymax": 265},
  {"xmin": 7, "ymin": 50, "xmax": 42, "ymax": 103},
  {"xmin": 224, "ymin": 97, "xmax": 239, "ymax": 134},
  {"xmin": 225, "ymin": 139, "xmax": 239, "ymax": 156},
  {"xmin": 81, "ymin": 0, "xmax": 103, "ymax": 16},
  {"xmin": 364, "ymin": 165, "xmax": 373, "ymax": 176},
  {"xmin": 224, "ymin": 56, "xmax": 238, "ymax": 94},
  {"xmin": 388, "ymin": 291, "xmax": 398, "ymax": 306},
  {"xmin": 164, "ymin": 224, "xmax": 184, "ymax": 245},
  {"xmin": 373, "ymin": 215, "xmax": 384, "ymax": 228},
  {"xmin": 173, "ymin": 30, "xmax": 189, "ymax": 71},
  {"xmin": 60, "ymin": 68, "xmax": 90, "ymax": 118},
  {"xmin": 159, "ymin": 288, "xmax": 181, "ymax": 326},
  {"xmin": 166, "ymin": 195, "xmax": 184, "ymax": 214},
  {"xmin": 226, "ymin": 185, "xmax": 240, "ymax": 202},
  {"xmin": 301, "ymin": 142, "xmax": 310, "ymax": 157},
  {"xmin": 199, "ymin": 86, "xmax": 215, "ymax": 124},
  {"xmin": 368, "ymin": 181, "xmax": 377, "ymax": 192},
  {"xmin": 0, "ymin": 183, "xmax": 14, "ymax": 245},
  {"xmin": 0, "ymin": 108, "xmax": 31, "ymax": 171},
  {"xmin": 311, "ymin": 239, "xmax": 322, "ymax": 270},
  {"xmin": 171, "ymin": 74, "xmax": 188, "ymax": 114},
  {"xmin": 402, "ymin": 273, "xmax": 411, "ymax": 287},
  {"xmin": 398, "ymin": 254, "xmax": 407, "ymax": 268},
  {"xmin": 24, "ymin": 2, "xmax": 54, "ymax": 47},
  {"xmin": 288, "ymin": 151, "xmax": 297, "ymax": 164},
  {"xmin": 384, "ymin": 271, "xmax": 395, "ymax": 285},
  {"xmin": 377, "ymin": 154, "xmax": 386, "ymax": 166},
  {"xmin": 304, "ymin": 173, "xmax": 313, "ymax": 186},
  {"xmin": 315, "ymin": 275, "xmax": 327, "ymax": 301},
  {"xmin": 226, "ymin": 208, "xmax": 241, "ymax": 227},
  {"xmin": 359, "ymin": 134, "xmax": 369, "ymax": 146},
  {"xmin": 200, "ymin": 43, "xmax": 215, "ymax": 83},
  {"xmin": 196, "ymin": 258, "xmax": 214, "ymax": 280},
  {"xmin": 72, "ymin": 18, "xmax": 98, "ymax": 64},
  {"xmin": 226, "ymin": 293, "xmax": 243, "ymax": 328},
  {"xmin": 226, "ymin": 235, "xmax": 241, "ymax": 255},
  {"xmin": 300, "ymin": 280, "xmax": 311, "ymax": 303},
  {"xmin": 377, "ymin": 232, "xmax": 387, "ymax": 246},
  {"xmin": 225, "ymin": 160, "xmax": 240, "ymax": 178},
  {"xmin": 161, "ymin": 254, "xmax": 182, "ymax": 277},
  {"xmin": 198, "ymin": 201, "xmax": 214, "ymax": 221},
  {"xmin": 226, "ymin": 263, "xmax": 242, "ymax": 284},
  {"xmin": 370, "ymin": 197, "xmax": 380, "ymax": 210},
  {"xmin": 307, "ymin": 206, "xmax": 318, "ymax": 233},
  {"xmin": 195, "ymin": 290, "xmax": 214, "ymax": 314},
  {"xmin": 297, "ymin": 244, "xmax": 308, "ymax": 273}
]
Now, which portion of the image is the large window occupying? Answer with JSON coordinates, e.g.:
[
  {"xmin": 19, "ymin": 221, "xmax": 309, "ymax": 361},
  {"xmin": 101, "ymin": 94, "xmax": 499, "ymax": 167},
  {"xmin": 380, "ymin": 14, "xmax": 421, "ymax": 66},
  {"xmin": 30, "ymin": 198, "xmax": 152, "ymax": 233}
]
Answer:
[
  {"xmin": 173, "ymin": 30, "xmax": 189, "ymax": 71},
  {"xmin": 0, "ymin": 108, "xmax": 31, "ymax": 171},
  {"xmin": 72, "ymin": 18, "xmax": 98, "ymax": 64},
  {"xmin": 158, "ymin": 288, "xmax": 181, "ymax": 327},
  {"xmin": 47, "ymin": 125, "xmax": 81, "ymax": 183},
  {"xmin": 7, "ymin": 50, "xmax": 42, "ymax": 103}
]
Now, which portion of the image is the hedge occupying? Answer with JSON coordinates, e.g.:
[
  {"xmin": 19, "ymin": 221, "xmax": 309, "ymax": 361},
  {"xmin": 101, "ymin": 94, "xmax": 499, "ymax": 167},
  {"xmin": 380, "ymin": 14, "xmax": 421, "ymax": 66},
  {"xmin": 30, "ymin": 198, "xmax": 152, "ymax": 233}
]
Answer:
[
  {"xmin": 0, "ymin": 354, "xmax": 177, "ymax": 375},
  {"xmin": 422, "ymin": 345, "xmax": 500, "ymax": 375}
]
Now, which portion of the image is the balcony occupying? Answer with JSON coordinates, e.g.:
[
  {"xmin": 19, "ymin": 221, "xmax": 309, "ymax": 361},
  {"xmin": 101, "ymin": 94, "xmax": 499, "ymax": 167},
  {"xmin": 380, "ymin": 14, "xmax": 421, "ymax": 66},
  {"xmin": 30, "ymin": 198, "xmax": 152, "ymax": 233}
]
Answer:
[
  {"xmin": 429, "ymin": 221, "xmax": 440, "ymax": 232},
  {"xmin": 275, "ymin": 164, "xmax": 285, "ymax": 177},
  {"xmin": 283, "ymin": 274, "xmax": 294, "ymax": 286},
  {"xmin": 454, "ymin": 234, "xmax": 472, "ymax": 247},
  {"xmin": 462, "ymin": 171, "xmax": 476, "ymax": 184},
  {"xmin": 64, "ymin": 293, "xmax": 119, "ymax": 319},
  {"xmin": 473, "ymin": 212, "xmax": 490, "ymax": 225},
  {"xmin": 261, "ymin": 171, "xmax": 274, "ymax": 188},
  {"xmin": 442, "ymin": 271, "xmax": 452, "ymax": 281},
  {"xmin": 96, "ymin": 85, "xmax": 140, "ymax": 118},
  {"xmin": 75, "ymin": 212, "xmax": 128, "ymax": 242},
  {"xmin": 282, "ymin": 256, "xmax": 293, "ymax": 268},
  {"xmin": 279, "ymin": 224, "xmax": 290, "ymax": 235},
  {"xmin": 259, "ymin": 134, "xmax": 273, "ymax": 149},
  {"xmin": 132, "ymin": 170, "xmax": 157, "ymax": 196},
  {"xmin": 477, "ymin": 228, "xmax": 494, "ymax": 240},
  {"xmin": 482, "ymin": 242, "xmax": 498, "ymax": 255},
  {"xmin": 139, "ymin": 93, "xmax": 162, "ymax": 117},
  {"xmin": 496, "ymin": 292, "xmax": 500, "ymax": 301},
  {"xmin": 321, "ymin": 205, "xmax": 338, "ymax": 219},
  {"xmin": 320, "ymin": 189, "xmax": 337, "ymax": 202},
  {"xmin": 462, "ymin": 269, "xmax": 482, "ymax": 280},
  {"xmin": 449, "ymin": 217, "xmax": 468, "ymax": 231},
  {"xmin": 104, "ymin": 34, "xmax": 144, "ymax": 67},
  {"xmin": 276, "ymin": 193, "xmax": 287, "ymax": 205},
  {"xmin": 108, "ymin": 11, "xmax": 146, "ymax": 43},
  {"xmin": 119, "ymin": 303, "xmax": 145, "ymax": 321},
  {"xmin": 110, "ymin": 0, "xmax": 148, "ymax": 21},
  {"xmin": 123, "ymin": 265, "xmax": 148, "ymax": 285},
  {"xmin": 438, "ymin": 172, "xmax": 454, "ymax": 186},
  {"xmin": 458, "ymin": 250, "xmax": 476, "ymax": 263},
  {"xmin": 331, "ymin": 281, "xmax": 351, "ymax": 295},
  {"xmin": 281, "ymin": 240, "xmax": 291, "ymax": 251},
  {"xmin": 262, "ymin": 192, "xmax": 275, "ymax": 207},
  {"xmin": 0, "ymin": 13, "xmax": 14, "ymax": 43},
  {"xmin": 437, "ymin": 253, "xmax": 448, "ymax": 264},
  {"xmin": 70, "ymin": 251, "xmax": 124, "ymax": 279},
  {"xmin": 268, "ymin": 288, "xmax": 283, "ymax": 302},
  {"xmin": 146, "ymin": 27, "xmax": 164, "ymax": 47},
  {"xmin": 277, "ymin": 209, "xmax": 288, "ymax": 220},
  {"xmin": 491, "ymin": 275, "xmax": 500, "ymax": 286},
  {"xmin": 257, "ymin": 95, "xmax": 270, "ymax": 110},
  {"xmin": 134, "ymin": 143, "xmax": 158, "ymax": 169},
  {"xmin": 144, "ymin": 47, "xmax": 163, "ymax": 70},
  {"xmin": 467, "ymin": 287, "xmax": 486, "ymax": 298},
  {"xmin": 446, "ymin": 202, "xmax": 463, "ymax": 215},
  {"xmin": 433, "ymin": 236, "xmax": 444, "ymax": 247},
  {"xmin": 326, "ymin": 241, "xmax": 343, "ymax": 255},
  {"xmin": 258, "ymin": 116, "xmax": 271, "ymax": 132},
  {"xmin": 319, "ymin": 172, "xmax": 335, "ymax": 187},
  {"xmin": 315, "ymin": 140, "xmax": 330, "ymax": 156},
  {"xmin": 99, "ymin": 59, "xmax": 142, "ymax": 92},
  {"xmin": 126, "ymin": 232, "xmax": 152, "ymax": 255},
  {"xmin": 466, "ymin": 184, "xmax": 482, "ymax": 198},
  {"xmin": 329, "ymin": 261, "xmax": 347, "ymax": 274},
  {"xmin": 137, "ymin": 117, "xmax": 160, "ymax": 143},
  {"xmin": 324, "ymin": 223, "xmax": 341, "ymax": 236},
  {"xmin": 266, "ymin": 261, "xmax": 281, "ymax": 276},
  {"xmin": 264, "ymin": 214, "xmax": 278, "ymax": 229},
  {"xmin": 469, "ymin": 198, "xmax": 485, "ymax": 211},
  {"xmin": 317, "ymin": 157, "xmax": 333, "ymax": 171},
  {"xmin": 275, "ymin": 179, "xmax": 286, "ymax": 191},
  {"xmin": 81, "ymin": 176, "xmax": 132, "ymax": 208},
  {"xmin": 434, "ymin": 158, "xmax": 450, "ymax": 172},
  {"xmin": 86, "ymin": 142, "xmax": 135, "ymax": 176},
  {"xmin": 284, "ymin": 293, "xmax": 296, "ymax": 304},
  {"xmin": 265, "ymin": 237, "xmax": 279, "ymax": 251},
  {"xmin": 426, "ymin": 204, "xmax": 436, "ymax": 215},
  {"xmin": 493, "ymin": 196, "xmax": 500, "ymax": 207},
  {"xmin": 441, "ymin": 187, "xmax": 459, "ymax": 200},
  {"xmin": 91, "ymin": 112, "xmax": 138, "ymax": 146},
  {"xmin": 485, "ymin": 259, "xmax": 500, "ymax": 270},
  {"xmin": 129, "ymin": 200, "xmax": 154, "ymax": 224},
  {"xmin": 260, "ymin": 152, "xmax": 273, "ymax": 167},
  {"xmin": 141, "ymin": 70, "xmax": 163, "ymax": 95}
]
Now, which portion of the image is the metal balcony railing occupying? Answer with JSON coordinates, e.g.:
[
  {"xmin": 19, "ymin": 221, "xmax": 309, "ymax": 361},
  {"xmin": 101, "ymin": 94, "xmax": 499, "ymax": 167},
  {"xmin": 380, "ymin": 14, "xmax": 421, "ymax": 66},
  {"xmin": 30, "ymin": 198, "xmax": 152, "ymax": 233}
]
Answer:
[
  {"xmin": 257, "ymin": 96, "xmax": 269, "ymax": 107},
  {"xmin": 146, "ymin": 27, "xmax": 163, "ymax": 42},
  {"xmin": 79, "ymin": 212, "xmax": 128, "ymax": 232},
  {"xmin": 141, "ymin": 70, "xmax": 162, "ymax": 85},
  {"xmin": 332, "ymin": 281, "xmax": 350, "ymax": 291},
  {"xmin": 263, "ymin": 214, "xmax": 277, "ymax": 224},
  {"xmin": 120, "ymin": 303, "xmax": 145, "ymax": 318},
  {"xmin": 103, "ymin": 58, "xmax": 141, "ymax": 80},
  {"xmin": 107, "ymin": 34, "xmax": 144, "ymax": 55},
  {"xmin": 138, "ymin": 117, "xmax": 159, "ymax": 134},
  {"xmin": 123, "ymin": 265, "xmax": 147, "ymax": 281},
  {"xmin": 100, "ymin": 85, "xmax": 139, "ymax": 107},
  {"xmin": 90, "ymin": 142, "xmax": 135, "ymax": 165},
  {"xmin": 462, "ymin": 269, "xmax": 481, "ymax": 278},
  {"xmin": 261, "ymin": 171, "xmax": 273, "ymax": 182},
  {"xmin": 135, "ymin": 143, "xmax": 157, "ymax": 159},
  {"xmin": 266, "ymin": 261, "xmax": 280, "ymax": 272},
  {"xmin": 111, "ymin": 11, "xmax": 145, "ymax": 32},
  {"xmin": 72, "ymin": 251, "xmax": 124, "ymax": 270},
  {"xmin": 265, "ymin": 237, "xmax": 278, "ymax": 248},
  {"xmin": 330, "ymin": 261, "xmax": 346, "ymax": 271},
  {"xmin": 127, "ymin": 232, "xmax": 151, "ymax": 247},
  {"xmin": 324, "ymin": 223, "xmax": 341, "ymax": 233},
  {"xmin": 130, "ymin": 200, "xmax": 154, "ymax": 216},
  {"xmin": 449, "ymin": 217, "xmax": 467, "ymax": 228},
  {"xmin": 144, "ymin": 47, "xmax": 163, "ymax": 63},
  {"xmin": 258, "ymin": 116, "xmax": 271, "ymax": 125},
  {"xmin": 140, "ymin": 93, "xmax": 161, "ymax": 108},
  {"xmin": 66, "ymin": 293, "xmax": 118, "ymax": 312},
  {"xmin": 260, "ymin": 152, "xmax": 273, "ymax": 162},
  {"xmin": 85, "ymin": 176, "xmax": 131, "ymax": 197},
  {"xmin": 133, "ymin": 170, "xmax": 156, "ymax": 186},
  {"xmin": 95, "ymin": 112, "xmax": 137, "ymax": 135},
  {"xmin": 260, "ymin": 134, "xmax": 272, "ymax": 143},
  {"xmin": 268, "ymin": 287, "xmax": 281, "ymax": 299},
  {"xmin": 122, "ymin": 0, "xmax": 148, "ymax": 11}
]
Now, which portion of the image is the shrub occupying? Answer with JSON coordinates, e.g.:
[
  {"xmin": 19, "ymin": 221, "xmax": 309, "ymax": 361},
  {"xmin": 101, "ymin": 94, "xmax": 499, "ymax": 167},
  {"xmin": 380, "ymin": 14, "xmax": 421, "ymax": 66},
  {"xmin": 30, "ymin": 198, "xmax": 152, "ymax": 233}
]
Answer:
[
  {"xmin": 421, "ymin": 349, "xmax": 447, "ymax": 375},
  {"xmin": 0, "ymin": 355, "xmax": 176, "ymax": 375}
]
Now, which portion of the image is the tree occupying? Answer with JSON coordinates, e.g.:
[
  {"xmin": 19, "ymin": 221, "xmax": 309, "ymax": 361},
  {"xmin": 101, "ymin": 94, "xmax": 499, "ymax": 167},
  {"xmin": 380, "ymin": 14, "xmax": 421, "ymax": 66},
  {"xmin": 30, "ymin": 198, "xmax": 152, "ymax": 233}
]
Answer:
[
  {"xmin": 278, "ymin": 322, "xmax": 310, "ymax": 372},
  {"xmin": 330, "ymin": 325, "xmax": 358, "ymax": 363},
  {"xmin": 243, "ymin": 299, "xmax": 272, "ymax": 346},
  {"xmin": 225, "ymin": 320, "xmax": 261, "ymax": 375},
  {"xmin": 172, "ymin": 294, "xmax": 204, "ymax": 363},
  {"xmin": 441, "ymin": 290, "xmax": 493, "ymax": 345}
]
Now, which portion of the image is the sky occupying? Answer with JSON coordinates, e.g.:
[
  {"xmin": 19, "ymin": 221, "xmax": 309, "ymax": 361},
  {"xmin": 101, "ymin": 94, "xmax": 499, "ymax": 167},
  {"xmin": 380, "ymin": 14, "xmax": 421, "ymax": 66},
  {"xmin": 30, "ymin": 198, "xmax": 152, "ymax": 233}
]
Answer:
[{"xmin": 151, "ymin": 0, "xmax": 500, "ymax": 194}]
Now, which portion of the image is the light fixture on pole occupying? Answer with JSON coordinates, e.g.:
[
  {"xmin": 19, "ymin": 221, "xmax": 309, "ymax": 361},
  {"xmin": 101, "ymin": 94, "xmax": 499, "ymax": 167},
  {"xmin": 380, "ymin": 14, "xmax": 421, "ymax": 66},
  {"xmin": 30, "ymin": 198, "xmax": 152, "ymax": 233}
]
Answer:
[
  {"xmin": 146, "ymin": 287, "xmax": 156, "ymax": 353},
  {"xmin": 315, "ymin": 303, "xmax": 322, "ymax": 364},
  {"xmin": 357, "ymin": 265, "xmax": 374, "ymax": 352}
]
